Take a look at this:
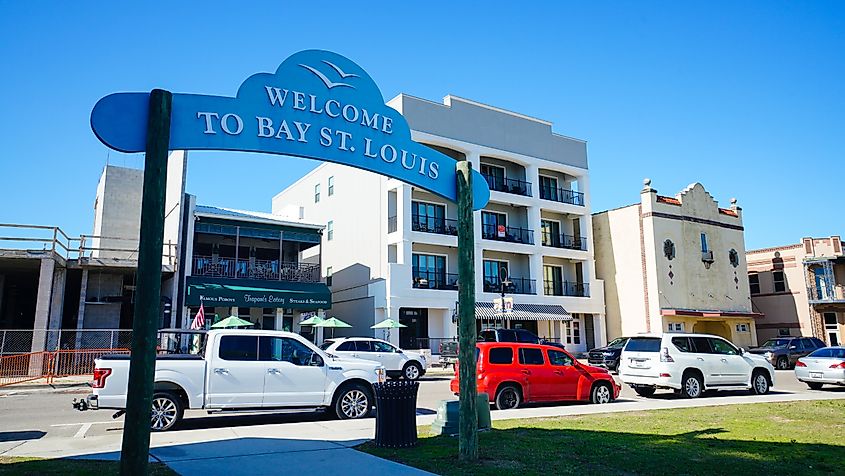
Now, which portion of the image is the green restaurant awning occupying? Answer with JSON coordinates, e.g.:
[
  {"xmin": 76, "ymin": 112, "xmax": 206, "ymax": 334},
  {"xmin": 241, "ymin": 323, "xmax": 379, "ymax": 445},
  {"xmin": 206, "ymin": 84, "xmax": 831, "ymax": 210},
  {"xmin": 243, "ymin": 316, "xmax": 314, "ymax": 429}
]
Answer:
[{"xmin": 186, "ymin": 277, "xmax": 331, "ymax": 310}]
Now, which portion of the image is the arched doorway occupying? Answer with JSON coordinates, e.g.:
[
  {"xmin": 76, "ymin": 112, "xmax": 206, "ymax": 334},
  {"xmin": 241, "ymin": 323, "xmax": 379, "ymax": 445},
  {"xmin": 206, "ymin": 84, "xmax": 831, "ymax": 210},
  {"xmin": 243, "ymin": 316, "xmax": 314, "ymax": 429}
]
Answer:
[{"xmin": 693, "ymin": 320, "xmax": 730, "ymax": 339}]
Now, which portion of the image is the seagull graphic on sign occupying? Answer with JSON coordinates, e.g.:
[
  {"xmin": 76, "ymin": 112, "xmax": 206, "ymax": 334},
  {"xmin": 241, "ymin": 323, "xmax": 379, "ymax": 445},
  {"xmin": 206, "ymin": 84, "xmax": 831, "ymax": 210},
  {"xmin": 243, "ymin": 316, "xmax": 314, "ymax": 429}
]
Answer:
[{"xmin": 299, "ymin": 63, "xmax": 355, "ymax": 89}]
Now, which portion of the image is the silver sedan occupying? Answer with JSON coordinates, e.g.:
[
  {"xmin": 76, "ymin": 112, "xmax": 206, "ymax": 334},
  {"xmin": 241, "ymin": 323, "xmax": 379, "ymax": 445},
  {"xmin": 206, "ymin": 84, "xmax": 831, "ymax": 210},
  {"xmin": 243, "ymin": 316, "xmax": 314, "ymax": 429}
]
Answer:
[{"xmin": 794, "ymin": 346, "xmax": 845, "ymax": 390}]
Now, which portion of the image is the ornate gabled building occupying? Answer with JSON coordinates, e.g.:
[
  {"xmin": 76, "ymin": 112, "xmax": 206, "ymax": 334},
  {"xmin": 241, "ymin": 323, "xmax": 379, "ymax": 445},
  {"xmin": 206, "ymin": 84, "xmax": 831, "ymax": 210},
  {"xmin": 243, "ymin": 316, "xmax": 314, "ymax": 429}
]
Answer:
[{"xmin": 593, "ymin": 180, "xmax": 760, "ymax": 348}]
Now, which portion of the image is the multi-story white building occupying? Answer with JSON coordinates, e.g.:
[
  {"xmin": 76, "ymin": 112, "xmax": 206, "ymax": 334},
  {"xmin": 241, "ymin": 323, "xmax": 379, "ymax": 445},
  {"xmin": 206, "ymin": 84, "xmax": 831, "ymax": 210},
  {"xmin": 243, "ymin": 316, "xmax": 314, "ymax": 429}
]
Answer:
[{"xmin": 273, "ymin": 95, "xmax": 606, "ymax": 354}]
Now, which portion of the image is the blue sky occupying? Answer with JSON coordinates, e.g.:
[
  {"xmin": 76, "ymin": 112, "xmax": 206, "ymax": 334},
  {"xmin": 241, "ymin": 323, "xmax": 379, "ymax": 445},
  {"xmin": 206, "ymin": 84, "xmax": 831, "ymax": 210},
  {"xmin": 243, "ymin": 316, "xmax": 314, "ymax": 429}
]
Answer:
[{"xmin": 1, "ymin": 2, "xmax": 842, "ymax": 250}]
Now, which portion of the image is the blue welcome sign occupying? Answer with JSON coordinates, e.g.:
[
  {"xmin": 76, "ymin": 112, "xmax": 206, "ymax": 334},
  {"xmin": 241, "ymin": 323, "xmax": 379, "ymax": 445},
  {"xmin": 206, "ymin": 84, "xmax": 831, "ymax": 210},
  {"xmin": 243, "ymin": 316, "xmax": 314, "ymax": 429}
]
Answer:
[{"xmin": 91, "ymin": 50, "xmax": 490, "ymax": 209}]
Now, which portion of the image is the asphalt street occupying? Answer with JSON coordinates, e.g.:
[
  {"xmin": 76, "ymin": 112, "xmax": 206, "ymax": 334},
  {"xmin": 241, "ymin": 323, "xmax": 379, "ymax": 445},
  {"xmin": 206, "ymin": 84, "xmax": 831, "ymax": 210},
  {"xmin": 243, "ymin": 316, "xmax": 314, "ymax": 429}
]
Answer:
[{"xmin": 1, "ymin": 369, "xmax": 841, "ymax": 444}]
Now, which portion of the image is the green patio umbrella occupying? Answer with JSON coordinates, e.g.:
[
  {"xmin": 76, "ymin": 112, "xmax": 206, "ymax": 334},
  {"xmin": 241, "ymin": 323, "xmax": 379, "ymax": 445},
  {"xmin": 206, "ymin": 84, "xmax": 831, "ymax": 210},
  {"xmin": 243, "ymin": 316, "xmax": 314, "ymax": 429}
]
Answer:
[
  {"xmin": 210, "ymin": 315, "xmax": 255, "ymax": 329},
  {"xmin": 299, "ymin": 315, "xmax": 325, "ymax": 326},
  {"xmin": 314, "ymin": 317, "xmax": 352, "ymax": 338},
  {"xmin": 371, "ymin": 318, "xmax": 406, "ymax": 341}
]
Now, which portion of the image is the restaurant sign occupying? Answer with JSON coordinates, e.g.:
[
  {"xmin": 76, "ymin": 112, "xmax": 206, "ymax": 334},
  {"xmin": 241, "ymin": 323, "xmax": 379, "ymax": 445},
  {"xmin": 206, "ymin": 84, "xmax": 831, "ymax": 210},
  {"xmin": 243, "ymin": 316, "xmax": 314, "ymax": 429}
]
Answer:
[{"xmin": 90, "ymin": 49, "xmax": 490, "ymax": 209}]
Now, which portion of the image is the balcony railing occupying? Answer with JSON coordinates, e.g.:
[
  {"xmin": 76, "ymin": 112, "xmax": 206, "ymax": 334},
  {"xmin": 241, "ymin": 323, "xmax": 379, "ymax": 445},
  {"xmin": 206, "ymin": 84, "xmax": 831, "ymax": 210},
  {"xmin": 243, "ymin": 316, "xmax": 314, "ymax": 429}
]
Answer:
[
  {"xmin": 543, "ymin": 280, "xmax": 590, "ymax": 297},
  {"xmin": 483, "ymin": 277, "xmax": 536, "ymax": 295},
  {"xmin": 412, "ymin": 270, "xmax": 459, "ymax": 290},
  {"xmin": 541, "ymin": 232, "xmax": 587, "ymax": 251},
  {"xmin": 539, "ymin": 185, "xmax": 584, "ymax": 206},
  {"xmin": 387, "ymin": 216, "xmax": 397, "ymax": 233},
  {"xmin": 481, "ymin": 224, "xmax": 534, "ymax": 244},
  {"xmin": 192, "ymin": 256, "xmax": 320, "ymax": 283},
  {"xmin": 482, "ymin": 174, "xmax": 532, "ymax": 197},
  {"xmin": 411, "ymin": 215, "xmax": 458, "ymax": 236}
]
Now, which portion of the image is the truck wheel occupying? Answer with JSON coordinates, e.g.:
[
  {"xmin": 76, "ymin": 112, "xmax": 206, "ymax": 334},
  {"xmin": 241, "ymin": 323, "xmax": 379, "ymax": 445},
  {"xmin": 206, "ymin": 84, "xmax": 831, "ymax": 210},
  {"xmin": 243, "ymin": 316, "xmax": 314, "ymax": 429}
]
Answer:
[
  {"xmin": 151, "ymin": 391, "xmax": 183, "ymax": 432},
  {"xmin": 334, "ymin": 384, "xmax": 373, "ymax": 420},
  {"xmin": 776, "ymin": 356, "xmax": 789, "ymax": 370},
  {"xmin": 633, "ymin": 386, "xmax": 656, "ymax": 398},
  {"xmin": 403, "ymin": 362, "xmax": 422, "ymax": 381}
]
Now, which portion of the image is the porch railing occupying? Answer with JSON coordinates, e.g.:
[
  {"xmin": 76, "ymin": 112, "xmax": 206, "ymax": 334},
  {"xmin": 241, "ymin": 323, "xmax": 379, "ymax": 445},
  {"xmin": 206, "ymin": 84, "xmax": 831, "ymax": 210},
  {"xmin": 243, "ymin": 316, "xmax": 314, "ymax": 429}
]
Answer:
[
  {"xmin": 543, "ymin": 280, "xmax": 590, "ymax": 297},
  {"xmin": 192, "ymin": 256, "xmax": 320, "ymax": 283},
  {"xmin": 482, "ymin": 174, "xmax": 532, "ymax": 197},
  {"xmin": 541, "ymin": 232, "xmax": 588, "ymax": 251},
  {"xmin": 539, "ymin": 186, "xmax": 585, "ymax": 206},
  {"xmin": 411, "ymin": 215, "xmax": 458, "ymax": 236},
  {"xmin": 481, "ymin": 224, "xmax": 534, "ymax": 244},
  {"xmin": 483, "ymin": 277, "xmax": 536, "ymax": 295},
  {"xmin": 412, "ymin": 270, "xmax": 459, "ymax": 290}
]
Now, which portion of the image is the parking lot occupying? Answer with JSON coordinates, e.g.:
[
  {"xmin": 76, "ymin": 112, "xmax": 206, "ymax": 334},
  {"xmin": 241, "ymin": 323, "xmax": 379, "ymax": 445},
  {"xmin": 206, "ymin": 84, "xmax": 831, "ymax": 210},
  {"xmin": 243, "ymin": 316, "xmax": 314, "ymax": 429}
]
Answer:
[{"xmin": 1, "ymin": 369, "xmax": 842, "ymax": 443}]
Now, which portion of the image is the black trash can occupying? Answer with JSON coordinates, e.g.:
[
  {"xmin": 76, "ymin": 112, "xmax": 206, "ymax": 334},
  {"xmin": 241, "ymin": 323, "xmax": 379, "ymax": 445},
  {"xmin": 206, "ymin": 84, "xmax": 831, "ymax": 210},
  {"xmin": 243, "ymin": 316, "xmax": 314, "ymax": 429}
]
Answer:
[{"xmin": 373, "ymin": 380, "xmax": 419, "ymax": 448}]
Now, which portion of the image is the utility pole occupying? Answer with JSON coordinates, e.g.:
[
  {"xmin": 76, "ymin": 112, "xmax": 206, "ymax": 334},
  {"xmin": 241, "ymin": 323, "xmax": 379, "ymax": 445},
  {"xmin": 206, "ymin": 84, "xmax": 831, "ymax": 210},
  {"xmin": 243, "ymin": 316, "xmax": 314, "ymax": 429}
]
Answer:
[
  {"xmin": 119, "ymin": 89, "xmax": 172, "ymax": 475},
  {"xmin": 456, "ymin": 161, "xmax": 478, "ymax": 460}
]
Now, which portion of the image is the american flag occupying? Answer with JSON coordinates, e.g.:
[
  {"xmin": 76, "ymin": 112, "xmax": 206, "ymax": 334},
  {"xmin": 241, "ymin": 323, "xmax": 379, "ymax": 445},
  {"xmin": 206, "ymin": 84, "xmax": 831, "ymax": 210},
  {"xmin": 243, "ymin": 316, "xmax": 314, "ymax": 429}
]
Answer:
[{"xmin": 190, "ymin": 304, "xmax": 206, "ymax": 330}]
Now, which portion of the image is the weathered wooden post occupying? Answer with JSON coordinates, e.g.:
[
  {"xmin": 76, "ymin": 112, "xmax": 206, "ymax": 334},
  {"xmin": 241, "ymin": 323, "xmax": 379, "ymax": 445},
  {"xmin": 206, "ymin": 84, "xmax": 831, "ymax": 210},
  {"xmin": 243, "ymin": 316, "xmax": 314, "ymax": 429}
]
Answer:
[
  {"xmin": 119, "ymin": 89, "xmax": 171, "ymax": 475},
  {"xmin": 456, "ymin": 160, "xmax": 478, "ymax": 460}
]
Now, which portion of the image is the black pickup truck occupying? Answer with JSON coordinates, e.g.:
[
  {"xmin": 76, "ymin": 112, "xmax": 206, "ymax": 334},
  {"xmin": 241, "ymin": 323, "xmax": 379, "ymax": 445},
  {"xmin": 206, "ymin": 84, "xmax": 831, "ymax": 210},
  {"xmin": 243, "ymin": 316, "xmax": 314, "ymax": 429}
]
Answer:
[{"xmin": 438, "ymin": 329, "xmax": 561, "ymax": 367}]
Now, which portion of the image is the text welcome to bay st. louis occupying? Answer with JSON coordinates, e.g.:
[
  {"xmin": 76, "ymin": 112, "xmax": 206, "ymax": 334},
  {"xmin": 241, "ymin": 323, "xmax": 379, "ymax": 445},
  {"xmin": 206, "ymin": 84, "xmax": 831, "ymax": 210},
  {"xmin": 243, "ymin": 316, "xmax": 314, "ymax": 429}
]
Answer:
[{"xmin": 194, "ymin": 86, "xmax": 440, "ymax": 180}]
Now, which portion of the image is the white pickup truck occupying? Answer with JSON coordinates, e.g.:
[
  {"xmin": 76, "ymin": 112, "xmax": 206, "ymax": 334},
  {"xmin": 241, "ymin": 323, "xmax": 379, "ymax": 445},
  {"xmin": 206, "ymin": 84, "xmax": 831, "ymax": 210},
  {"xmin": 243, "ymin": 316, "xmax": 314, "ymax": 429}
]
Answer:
[{"xmin": 74, "ymin": 330, "xmax": 386, "ymax": 431}]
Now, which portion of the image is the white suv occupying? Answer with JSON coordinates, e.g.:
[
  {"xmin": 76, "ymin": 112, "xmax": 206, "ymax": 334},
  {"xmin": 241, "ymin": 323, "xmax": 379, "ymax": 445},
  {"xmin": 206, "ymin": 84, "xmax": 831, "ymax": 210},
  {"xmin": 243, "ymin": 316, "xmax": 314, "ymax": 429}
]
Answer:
[
  {"xmin": 619, "ymin": 333, "xmax": 775, "ymax": 398},
  {"xmin": 320, "ymin": 337, "xmax": 427, "ymax": 380}
]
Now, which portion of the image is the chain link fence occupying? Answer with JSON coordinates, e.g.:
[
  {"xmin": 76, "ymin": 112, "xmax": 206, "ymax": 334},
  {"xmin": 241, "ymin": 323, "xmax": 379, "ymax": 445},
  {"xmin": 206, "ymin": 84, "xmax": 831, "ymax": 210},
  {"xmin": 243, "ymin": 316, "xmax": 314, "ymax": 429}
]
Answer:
[{"xmin": 0, "ymin": 329, "xmax": 134, "ymax": 357}]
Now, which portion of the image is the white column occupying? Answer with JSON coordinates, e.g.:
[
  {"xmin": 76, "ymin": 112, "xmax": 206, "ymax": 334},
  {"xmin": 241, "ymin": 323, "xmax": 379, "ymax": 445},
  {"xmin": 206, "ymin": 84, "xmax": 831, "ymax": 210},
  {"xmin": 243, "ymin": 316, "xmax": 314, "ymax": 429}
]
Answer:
[
  {"xmin": 397, "ymin": 184, "xmax": 413, "ymax": 265},
  {"xmin": 525, "ymin": 163, "xmax": 539, "ymax": 199}
]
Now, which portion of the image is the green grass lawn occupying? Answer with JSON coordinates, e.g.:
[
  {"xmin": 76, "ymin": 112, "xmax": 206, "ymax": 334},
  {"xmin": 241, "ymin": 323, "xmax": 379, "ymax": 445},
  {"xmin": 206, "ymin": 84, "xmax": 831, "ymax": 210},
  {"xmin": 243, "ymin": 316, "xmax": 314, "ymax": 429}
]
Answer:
[
  {"xmin": 361, "ymin": 400, "xmax": 845, "ymax": 476},
  {"xmin": 0, "ymin": 457, "xmax": 176, "ymax": 475}
]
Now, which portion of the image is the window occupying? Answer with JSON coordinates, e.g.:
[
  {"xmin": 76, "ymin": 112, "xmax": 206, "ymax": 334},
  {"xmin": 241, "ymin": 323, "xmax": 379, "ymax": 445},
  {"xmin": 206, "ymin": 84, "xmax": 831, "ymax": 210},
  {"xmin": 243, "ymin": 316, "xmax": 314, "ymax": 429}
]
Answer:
[
  {"xmin": 667, "ymin": 322, "xmax": 685, "ymax": 332},
  {"xmin": 326, "ymin": 266, "xmax": 332, "ymax": 287},
  {"xmin": 481, "ymin": 164, "xmax": 506, "ymax": 191},
  {"xmin": 749, "ymin": 274, "xmax": 760, "ymax": 295},
  {"xmin": 488, "ymin": 347, "xmax": 513, "ymax": 364},
  {"xmin": 483, "ymin": 260, "xmax": 508, "ymax": 290},
  {"xmin": 736, "ymin": 323, "xmax": 749, "ymax": 332},
  {"xmin": 700, "ymin": 233, "xmax": 708, "ymax": 252},
  {"xmin": 672, "ymin": 337, "xmax": 692, "ymax": 353},
  {"xmin": 218, "ymin": 335, "xmax": 258, "ymax": 361},
  {"xmin": 354, "ymin": 340, "xmax": 373, "ymax": 352},
  {"xmin": 541, "ymin": 220, "xmax": 561, "ymax": 247},
  {"xmin": 773, "ymin": 271, "xmax": 786, "ymax": 292},
  {"xmin": 689, "ymin": 337, "xmax": 713, "ymax": 353},
  {"xmin": 564, "ymin": 320, "xmax": 580, "ymax": 345},
  {"xmin": 518, "ymin": 348, "xmax": 545, "ymax": 365},
  {"xmin": 625, "ymin": 337, "xmax": 661, "ymax": 352},
  {"xmin": 412, "ymin": 201, "xmax": 446, "ymax": 232},
  {"xmin": 314, "ymin": 183, "xmax": 321, "ymax": 203},
  {"xmin": 663, "ymin": 239, "xmax": 676, "ymax": 260},
  {"xmin": 778, "ymin": 328, "xmax": 791, "ymax": 337},
  {"xmin": 481, "ymin": 211, "xmax": 507, "ymax": 239},
  {"xmin": 327, "ymin": 220, "xmax": 334, "ymax": 241},
  {"xmin": 336, "ymin": 341, "xmax": 355, "ymax": 351},
  {"xmin": 539, "ymin": 175, "xmax": 559, "ymax": 200},
  {"xmin": 729, "ymin": 249, "xmax": 739, "ymax": 268},
  {"xmin": 547, "ymin": 349, "xmax": 574, "ymax": 366},
  {"xmin": 543, "ymin": 265, "xmax": 563, "ymax": 296},
  {"xmin": 709, "ymin": 338, "xmax": 738, "ymax": 355},
  {"xmin": 373, "ymin": 341, "xmax": 396, "ymax": 353},
  {"xmin": 328, "ymin": 176, "xmax": 334, "ymax": 196},
  {"xmin": 412, "ymin": 253, "xmax": 446, "ymax": 287},
  {"xmin": 259, "ymin": 336, "xmax": 317, "ymax": 366}
]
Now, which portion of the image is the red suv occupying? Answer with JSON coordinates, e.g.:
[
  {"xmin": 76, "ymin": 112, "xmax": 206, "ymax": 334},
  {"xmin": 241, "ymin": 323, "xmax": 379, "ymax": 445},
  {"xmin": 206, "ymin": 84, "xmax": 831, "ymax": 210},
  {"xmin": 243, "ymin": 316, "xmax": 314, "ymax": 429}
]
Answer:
[{"xmin": 450, "ymin": 342, "xmax": 620, "ymax": 410}]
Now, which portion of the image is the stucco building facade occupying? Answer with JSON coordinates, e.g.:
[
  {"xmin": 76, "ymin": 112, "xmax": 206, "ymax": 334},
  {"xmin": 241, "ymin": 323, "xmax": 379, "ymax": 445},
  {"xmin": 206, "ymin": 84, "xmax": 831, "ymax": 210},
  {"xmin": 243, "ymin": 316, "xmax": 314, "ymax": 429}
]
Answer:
[
  {"xmin": 593, "ymin": 180, "xmax": 759, "ymax": 348},
  {"xmin": 747, "ymin": 236, "xmax": 844, "ymax": 346},
  {"xmin": 272, "ymin": 94, "xmax": 607, "ymax": 354}
]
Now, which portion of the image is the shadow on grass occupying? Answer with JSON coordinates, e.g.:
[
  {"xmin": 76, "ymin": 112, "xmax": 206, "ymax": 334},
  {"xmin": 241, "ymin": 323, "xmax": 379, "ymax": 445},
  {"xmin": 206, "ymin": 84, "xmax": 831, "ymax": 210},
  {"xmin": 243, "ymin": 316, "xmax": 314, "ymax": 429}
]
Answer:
[{"xmin": 362, "ymin": 426, "xmax": 845, "ymax": 476}]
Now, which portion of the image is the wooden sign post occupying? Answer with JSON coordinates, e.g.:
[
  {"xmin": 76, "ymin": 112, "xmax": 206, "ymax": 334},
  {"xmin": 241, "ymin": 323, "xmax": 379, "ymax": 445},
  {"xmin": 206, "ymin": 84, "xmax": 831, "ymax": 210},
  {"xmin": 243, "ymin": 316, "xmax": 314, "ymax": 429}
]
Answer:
[
  {"xmin": 119, "ymin": 89, "xmax": 172, "ymax": 475},
  {"xmin": 456, "ymin": 160, "xmax": 478, "ymax": 460}
]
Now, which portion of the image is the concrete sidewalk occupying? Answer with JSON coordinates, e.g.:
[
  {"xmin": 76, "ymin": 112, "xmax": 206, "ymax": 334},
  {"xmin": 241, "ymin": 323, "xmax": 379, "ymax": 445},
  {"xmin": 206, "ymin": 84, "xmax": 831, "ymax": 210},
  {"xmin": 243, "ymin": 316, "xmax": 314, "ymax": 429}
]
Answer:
[{"xmin": 3, "ymin": 388, "xmax": 843, "ymax": 475}]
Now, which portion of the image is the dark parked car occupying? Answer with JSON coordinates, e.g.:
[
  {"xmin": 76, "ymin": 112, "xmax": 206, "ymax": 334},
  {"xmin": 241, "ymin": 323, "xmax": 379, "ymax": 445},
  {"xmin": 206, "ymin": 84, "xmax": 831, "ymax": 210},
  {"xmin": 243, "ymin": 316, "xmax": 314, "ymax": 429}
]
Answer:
[
  {"xmin": 748, "ymin": 336, "xmax": 826, "ymax": 370},
  {"xmin": 587, "ymin": 337, "xmax": 630, "ymax": 371},
  {"xmin": 439, "ymin": 328, "xmax": 560, "ymax": 367}
]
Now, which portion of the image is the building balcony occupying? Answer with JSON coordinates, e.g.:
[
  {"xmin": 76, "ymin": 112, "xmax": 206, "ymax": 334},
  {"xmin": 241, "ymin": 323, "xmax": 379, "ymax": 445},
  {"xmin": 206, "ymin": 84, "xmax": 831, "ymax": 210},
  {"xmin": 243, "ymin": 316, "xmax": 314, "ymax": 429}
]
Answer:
[
  {"xmin": 481, "ymin": 224, "xmax": 534, "ymax": 245},
  {"xmin": 482, "ymin": 174, "xmax": 532, "ymax": 197},
  {"xmin": 411, "ymin": 215, "xmax": 458, "ymax": 236},
  {"xmin": 412, "ymin": 270, "xmax": 459, "ymax": 290},
  {"xmin": 543, "ymin": 280, "xmax": 590, "ymax": 297},
  {"xmin": 541, "ymin": 233, "xmax": 587, "ymax": 251},
  {"xmin": 483, "ymin": 277, "xmax": 536, "ymax": 295},
  {"xmin": 539, "ymin": 185, "xmax": 584, "ymax": 206},
  {"xmin": 192, "ymin": 256, "xmax": 320, "ymax": 283}
]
